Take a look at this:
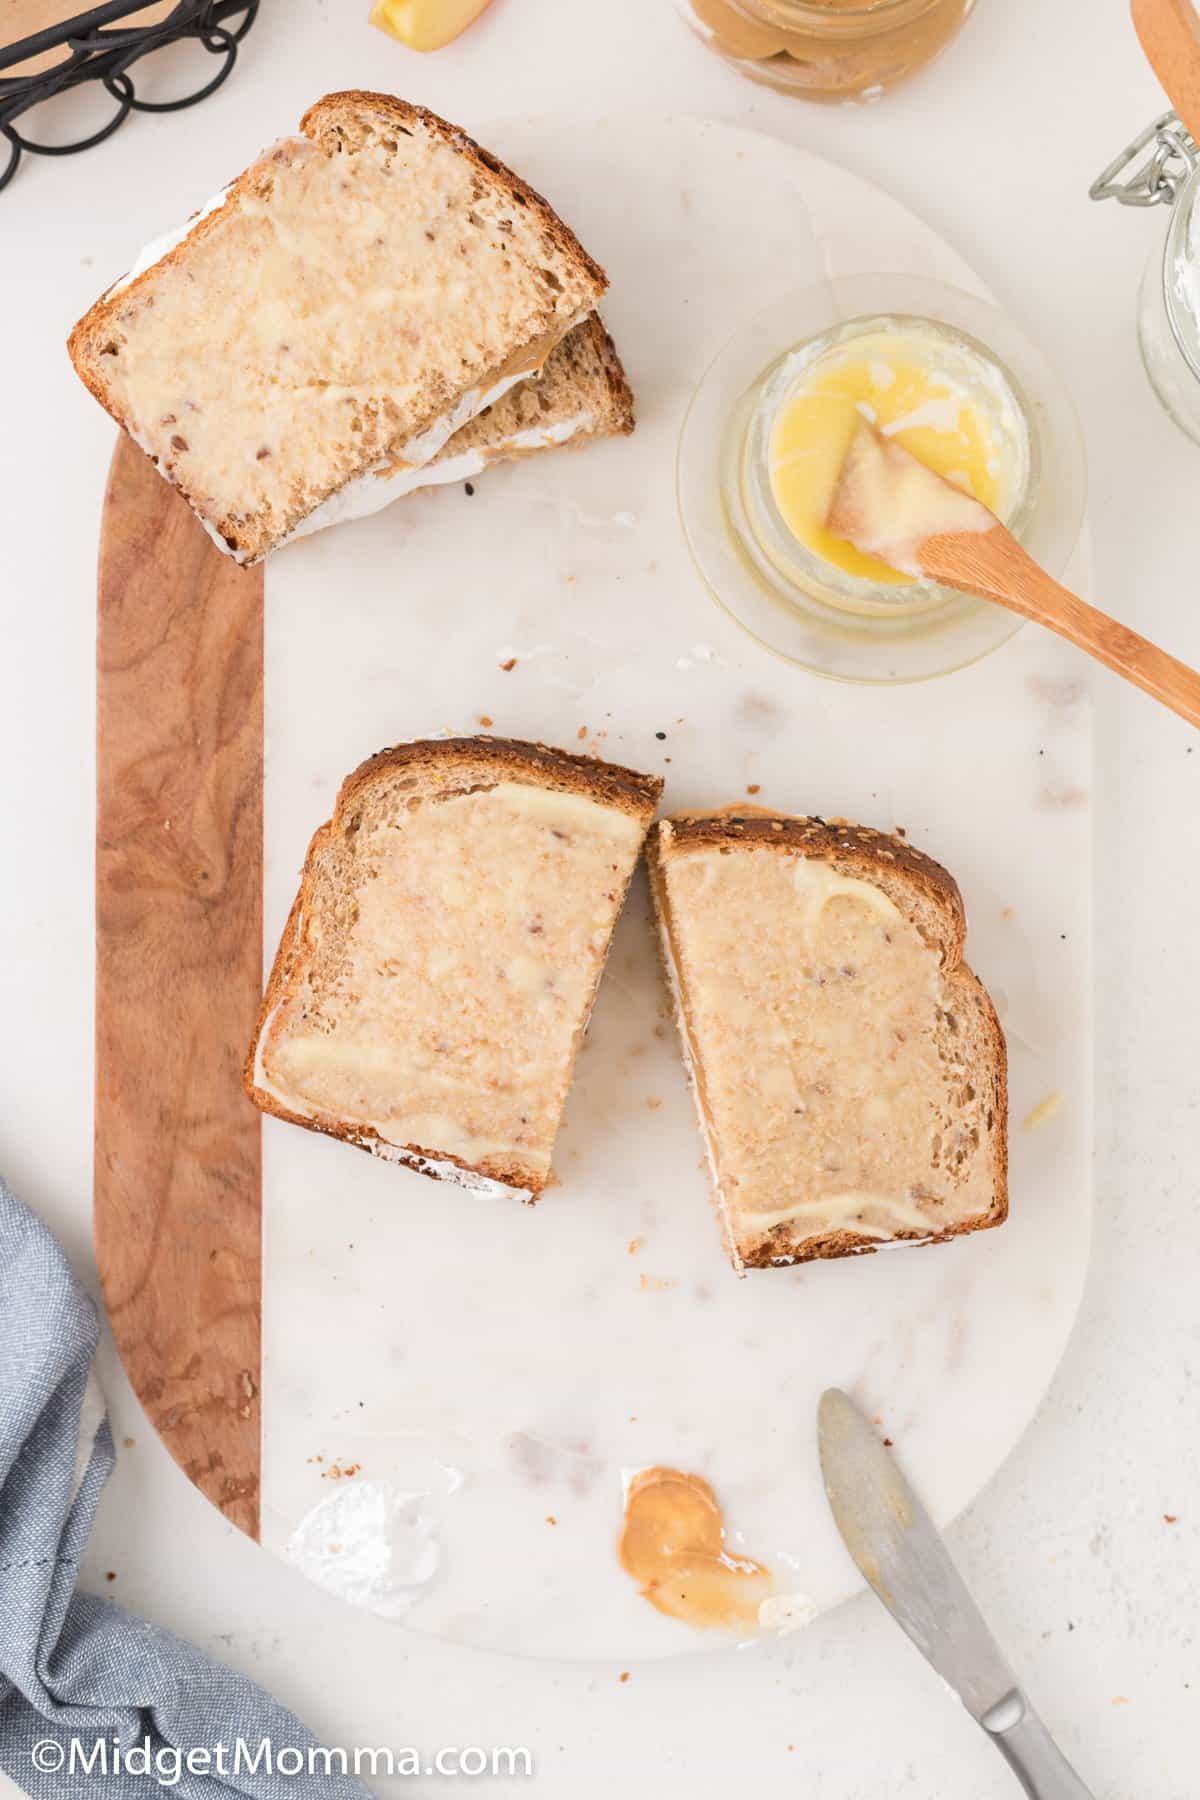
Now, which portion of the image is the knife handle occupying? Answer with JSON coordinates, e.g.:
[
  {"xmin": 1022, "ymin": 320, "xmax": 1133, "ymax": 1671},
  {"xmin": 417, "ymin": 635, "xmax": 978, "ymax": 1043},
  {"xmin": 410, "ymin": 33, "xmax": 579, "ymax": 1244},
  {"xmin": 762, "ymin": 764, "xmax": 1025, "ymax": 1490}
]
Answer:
[{"xmin": 980, "ymin": 1690, "xmax": 1095, "ymax": 1800}]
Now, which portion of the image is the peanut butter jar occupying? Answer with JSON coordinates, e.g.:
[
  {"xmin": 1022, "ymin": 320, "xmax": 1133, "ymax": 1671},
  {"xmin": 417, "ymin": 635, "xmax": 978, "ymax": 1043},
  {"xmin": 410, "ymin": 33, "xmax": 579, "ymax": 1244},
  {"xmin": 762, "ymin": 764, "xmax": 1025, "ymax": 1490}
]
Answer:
[{"xmin": 678, "ymin": 0, "xmax": 975, "ymax": 102}]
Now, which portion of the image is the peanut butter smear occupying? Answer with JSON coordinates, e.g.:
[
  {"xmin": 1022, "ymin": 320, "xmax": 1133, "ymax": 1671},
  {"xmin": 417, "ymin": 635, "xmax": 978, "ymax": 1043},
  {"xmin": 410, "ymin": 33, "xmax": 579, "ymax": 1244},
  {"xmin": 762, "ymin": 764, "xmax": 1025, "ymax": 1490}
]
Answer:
[{"xmin": 618, "ymin": 1468, "xmax": 773, "ymax": 1629}]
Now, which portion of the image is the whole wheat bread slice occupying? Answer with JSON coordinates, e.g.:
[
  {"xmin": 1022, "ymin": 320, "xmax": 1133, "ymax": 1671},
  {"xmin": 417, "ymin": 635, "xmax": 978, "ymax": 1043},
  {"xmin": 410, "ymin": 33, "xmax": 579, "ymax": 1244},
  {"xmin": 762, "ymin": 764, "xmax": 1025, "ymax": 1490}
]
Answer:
[
  {"xmin": 418, "ymin": 313, "xmax": 634, "ymax": 479},
  {"xmin": 647, "ymin": 811, "xmax": 1007, "ymax": 1273},
  {"xmin": 245, "ymin": 737, "xmax": 662, "ymax": 1200},
  {"xmin": 327, "ymin": 314, "xmax": 634, "ymax": 523},
  {"xmin": 68, "ymin": 93, "xmax": 608, "ymax": 562}
]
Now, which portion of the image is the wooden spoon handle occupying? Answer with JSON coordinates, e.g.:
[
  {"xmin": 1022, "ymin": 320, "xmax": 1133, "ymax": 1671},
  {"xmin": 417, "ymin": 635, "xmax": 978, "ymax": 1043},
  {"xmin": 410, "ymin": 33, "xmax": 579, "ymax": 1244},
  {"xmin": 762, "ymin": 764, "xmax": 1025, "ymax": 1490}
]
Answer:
[
  {"xmin": 1132, "ymin": 0, "xmax": 1200, "ymax": 145},
  {"xmin": 921, "ymin": 525, "xmax": 1200, "ymax": 728}
]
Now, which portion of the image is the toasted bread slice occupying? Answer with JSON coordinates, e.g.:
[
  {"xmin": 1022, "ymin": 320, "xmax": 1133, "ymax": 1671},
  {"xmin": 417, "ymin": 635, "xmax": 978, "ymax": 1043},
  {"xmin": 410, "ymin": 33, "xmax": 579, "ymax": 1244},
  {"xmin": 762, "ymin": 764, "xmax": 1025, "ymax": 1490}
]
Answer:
[
  {"xmin": 68, "ymin": 92, "xmax": 608, "ymax": 562},
  {"xmin": 647, "ymin": 811, "xmax": 1007, "ymax": 1272},
  {"xmin": 285, "ymin": 314, "xmax": 635, "ymax": 538},
  {"xmin": 423, "ymin": 312, "xmax": 634, "ymax": 473},
  {"xmin": 246, "ymin": 738, "xmax": 662, "ymax": 1199}
]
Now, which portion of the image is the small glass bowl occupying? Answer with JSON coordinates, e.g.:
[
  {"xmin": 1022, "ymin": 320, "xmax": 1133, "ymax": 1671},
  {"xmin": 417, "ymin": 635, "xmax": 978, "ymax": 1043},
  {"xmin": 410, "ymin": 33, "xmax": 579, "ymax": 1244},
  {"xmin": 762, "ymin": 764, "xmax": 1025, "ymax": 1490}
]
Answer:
[{"xmin": 677, "ymin": 273, "xmax": 1088, "ymax": 685}]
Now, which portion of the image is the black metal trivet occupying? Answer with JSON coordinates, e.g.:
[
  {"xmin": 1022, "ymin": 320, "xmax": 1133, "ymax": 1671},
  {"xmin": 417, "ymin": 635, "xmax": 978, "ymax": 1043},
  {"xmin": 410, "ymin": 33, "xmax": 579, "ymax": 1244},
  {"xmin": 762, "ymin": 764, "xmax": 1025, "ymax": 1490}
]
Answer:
[{"xmin": 1, "ymin": 0, "xmax": 259, "ymax": 193}]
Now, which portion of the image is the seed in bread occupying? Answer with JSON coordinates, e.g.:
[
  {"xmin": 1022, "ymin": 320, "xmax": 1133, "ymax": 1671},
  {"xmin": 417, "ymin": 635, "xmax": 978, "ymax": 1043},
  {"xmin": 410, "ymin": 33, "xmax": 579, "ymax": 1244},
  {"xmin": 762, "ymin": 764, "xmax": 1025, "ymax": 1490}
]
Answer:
[
  {"xmin": 68, "ymin": 92, "xmax": 609, "ymax": 563},
  {"xmin": 245, "ymin": 738, "xmax": 663, "ymax": 1200},
  {"xmin": 647, "ymin": 811, "xmax": 1007, "ymax": 1272}
]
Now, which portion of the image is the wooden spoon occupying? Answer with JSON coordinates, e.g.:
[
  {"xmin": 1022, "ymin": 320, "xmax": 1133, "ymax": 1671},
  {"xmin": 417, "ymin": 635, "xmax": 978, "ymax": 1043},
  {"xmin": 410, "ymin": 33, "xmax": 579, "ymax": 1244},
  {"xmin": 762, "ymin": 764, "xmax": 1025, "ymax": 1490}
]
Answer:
[
  {"xmin": 1131, "ymin": 0, "xmax": 1200, "ymax": 143},
  {"xmin": 826, "ymin": 422, "xmax": 1200, "ymax": 726}
]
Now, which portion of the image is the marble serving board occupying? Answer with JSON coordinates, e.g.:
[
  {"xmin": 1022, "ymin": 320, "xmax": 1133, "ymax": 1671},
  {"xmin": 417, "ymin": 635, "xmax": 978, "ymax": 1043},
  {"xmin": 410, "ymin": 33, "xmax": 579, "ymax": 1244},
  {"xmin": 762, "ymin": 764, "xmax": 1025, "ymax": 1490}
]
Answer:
[{"xmin": 256, "ymin": 118, "xmax": 1093, "ymax": 1662}]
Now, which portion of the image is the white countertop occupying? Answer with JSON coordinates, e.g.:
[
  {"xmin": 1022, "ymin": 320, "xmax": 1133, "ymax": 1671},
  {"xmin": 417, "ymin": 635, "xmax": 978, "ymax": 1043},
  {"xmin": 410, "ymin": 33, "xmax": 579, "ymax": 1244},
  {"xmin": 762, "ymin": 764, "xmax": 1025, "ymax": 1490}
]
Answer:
[{"xmin": 2, "ymin": 0, "xmax": 1198, "ymax": 1792}]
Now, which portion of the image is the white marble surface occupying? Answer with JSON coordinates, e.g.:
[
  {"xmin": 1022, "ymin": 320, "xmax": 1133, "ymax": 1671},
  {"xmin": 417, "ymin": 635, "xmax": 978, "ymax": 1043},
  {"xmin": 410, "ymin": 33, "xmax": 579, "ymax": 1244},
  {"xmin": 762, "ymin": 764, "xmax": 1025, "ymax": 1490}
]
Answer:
[
  {"xmin": 2, "ymin": 0, "xmax": 1198, "ymax": 1791},
  {"xmin": 258, "ymin": 116, "xmax": 1092, "ymax": 1661}
]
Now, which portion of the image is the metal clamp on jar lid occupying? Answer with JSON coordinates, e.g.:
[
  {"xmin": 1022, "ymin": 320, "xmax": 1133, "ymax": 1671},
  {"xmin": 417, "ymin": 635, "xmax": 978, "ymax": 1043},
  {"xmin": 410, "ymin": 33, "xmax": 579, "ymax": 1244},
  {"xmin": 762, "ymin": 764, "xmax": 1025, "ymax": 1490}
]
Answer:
[{"xmin": 1091, "ymin": 112, "xmax": 1200, "ymax": 442}]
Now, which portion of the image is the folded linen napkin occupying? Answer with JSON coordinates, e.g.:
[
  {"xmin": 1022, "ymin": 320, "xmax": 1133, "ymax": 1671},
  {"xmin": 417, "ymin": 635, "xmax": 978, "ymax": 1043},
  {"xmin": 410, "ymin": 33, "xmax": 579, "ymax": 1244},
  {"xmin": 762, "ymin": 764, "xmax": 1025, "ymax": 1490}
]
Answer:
[{"xmin": 0, "ymin": 1175, "xmax": 369, "ymax": 1799}]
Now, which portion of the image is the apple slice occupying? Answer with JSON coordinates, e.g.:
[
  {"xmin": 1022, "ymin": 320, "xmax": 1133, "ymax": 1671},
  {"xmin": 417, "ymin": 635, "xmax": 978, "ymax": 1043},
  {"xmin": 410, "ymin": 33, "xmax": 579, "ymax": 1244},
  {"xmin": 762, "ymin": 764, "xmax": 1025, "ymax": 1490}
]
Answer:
[{"xmin": 368, "ymin": 0, "xmax": 494, "ymax": 51}]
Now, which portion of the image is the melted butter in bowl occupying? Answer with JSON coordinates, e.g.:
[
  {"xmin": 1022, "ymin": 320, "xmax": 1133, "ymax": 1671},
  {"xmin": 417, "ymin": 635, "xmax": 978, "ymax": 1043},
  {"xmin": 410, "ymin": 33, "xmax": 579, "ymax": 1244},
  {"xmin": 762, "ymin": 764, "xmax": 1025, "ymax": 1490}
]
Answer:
[
  {"xmin": 742, "ymin": 316, "xmax": 1031, "ymax": 617},
  {"xmin": 679, "ymin": 275, "xmax": 1084, "ymax": 681},
  {"xmin": 618, "ymin": 1466, "xmax": 773, "ymax": 1629}
]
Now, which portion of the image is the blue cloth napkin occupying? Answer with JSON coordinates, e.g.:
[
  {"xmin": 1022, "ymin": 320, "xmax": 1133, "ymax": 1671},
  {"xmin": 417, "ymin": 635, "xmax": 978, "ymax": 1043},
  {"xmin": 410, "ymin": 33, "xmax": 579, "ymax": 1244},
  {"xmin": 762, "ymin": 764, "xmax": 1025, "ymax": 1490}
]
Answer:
[{"xmin": 0, "ymin": 1176, "xmax": 370, "ymax": 1799}]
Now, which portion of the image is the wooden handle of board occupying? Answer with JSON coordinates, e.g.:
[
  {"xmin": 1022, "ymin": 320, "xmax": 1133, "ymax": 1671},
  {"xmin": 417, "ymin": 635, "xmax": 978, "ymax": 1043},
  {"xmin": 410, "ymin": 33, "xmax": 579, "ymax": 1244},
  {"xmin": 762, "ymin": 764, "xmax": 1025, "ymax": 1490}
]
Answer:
[{"xmin": 95, "ymin": 433, "xmax": 265, "ymax": 1536}]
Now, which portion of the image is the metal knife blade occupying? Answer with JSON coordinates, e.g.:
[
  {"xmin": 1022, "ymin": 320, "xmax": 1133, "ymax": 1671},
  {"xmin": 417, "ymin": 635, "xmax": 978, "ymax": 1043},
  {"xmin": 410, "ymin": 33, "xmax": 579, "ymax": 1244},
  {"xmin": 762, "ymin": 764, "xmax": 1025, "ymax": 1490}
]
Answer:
[{"xmin": 817, "ymin": 1387, "xmax": 1018, "ymax": 1722}]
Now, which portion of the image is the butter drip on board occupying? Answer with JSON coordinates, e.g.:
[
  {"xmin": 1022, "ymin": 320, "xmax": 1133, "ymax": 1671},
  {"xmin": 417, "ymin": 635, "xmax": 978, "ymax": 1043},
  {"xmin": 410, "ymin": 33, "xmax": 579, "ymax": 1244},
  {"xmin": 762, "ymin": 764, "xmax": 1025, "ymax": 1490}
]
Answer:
[
  {"xmin": 766, "ymin": 325, "xmax": 1023, "ymax": 586},
  {"xmin": 618, "ymin": 1467, "xmax": 773, "ymax": 1628}
]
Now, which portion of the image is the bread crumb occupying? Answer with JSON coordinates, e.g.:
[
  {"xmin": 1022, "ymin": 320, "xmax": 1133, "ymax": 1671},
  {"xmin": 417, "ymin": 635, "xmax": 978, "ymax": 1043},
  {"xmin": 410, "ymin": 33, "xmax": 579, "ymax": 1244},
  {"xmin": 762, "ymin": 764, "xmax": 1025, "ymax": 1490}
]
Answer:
[
  {"xmin": 1165, "ymin": 1513, "xmax": 1179, "ymax": 1524},
  {"xmin": 627, "ymin": 1236, "xmax": 645, "ymax": 1255},
  {"xmin": 577, "ymin": 725, "xmax": 587, "ymax": 740},
  {"xmin": 122, "ymin": 1436, "xmax": 135, "ymax": 1449},
  {"xmin": 322, "ymin": 1461, "xmax": 361, "ymax": 1481},
  {"xmin": 746, "ymin": 784, "xmax": 760, "ymax": 795},
  {"xmin": 105, "ymin": 1571, "xmax": 116, "ymax": 1582},
  {"xmin": 639, "ymin": 1273, "xmax": 676, "ymax": 1292},
  {"xmin": 618, "ymin": 1671, "xmax": 630, "ymax": 1683},
  {"xmin": 478, "ymin": 714, "xmax": 493, "ymax": 728},
  {"xmin": 500, "ymin": 657, "xmax": 517, "ymax": 672},
  {"xmin": 645, "ymin": 1096, "xmax": 662, "ymax": 1110},
  {"xmin": 545, "ymin": 1515, "xmax": 557, "ymax": 1526},
  {"xmin": 1024, "ymin": 1091, "xmax": 1065, "ymax": 1131},
  {"xmin": 1001, "ymin": 905, "xmax": 1015, "ymax": 920},
  {"xmin": 1112, "ymin": 1696, "xmax": 1130, "ymax": 1706}
]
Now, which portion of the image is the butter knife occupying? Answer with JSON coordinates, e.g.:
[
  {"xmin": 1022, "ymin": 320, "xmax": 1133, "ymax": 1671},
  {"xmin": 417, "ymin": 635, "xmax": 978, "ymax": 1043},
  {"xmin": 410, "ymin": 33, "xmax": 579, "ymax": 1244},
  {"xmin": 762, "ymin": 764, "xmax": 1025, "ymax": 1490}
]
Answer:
[{"xmin": 817, "ymin": 1388, "xmax": 1095, "ymax": 1800}]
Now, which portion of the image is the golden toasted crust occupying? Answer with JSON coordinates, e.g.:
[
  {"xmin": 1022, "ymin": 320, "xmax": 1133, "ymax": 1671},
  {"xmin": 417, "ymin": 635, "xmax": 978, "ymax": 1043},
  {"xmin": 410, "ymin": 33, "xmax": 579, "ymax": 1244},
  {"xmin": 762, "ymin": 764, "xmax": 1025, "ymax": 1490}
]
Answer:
[
  {"xmin": 421, "ymin": 313, "xmax": 634, "ymax": 478},
  {"xmin": 300, "ymin": 93, "xmax": 608, "ymax": 297},
  {"xmin": 647, "ymin": 809, "xmax": 1008, "ymax": 1270},
  {"xmin": 652, "ymin": 812, "xmax": 968, "ymax": 965},
  {"xmin": 339, "ymin": 735, "xmax": 662, "ymax": 824},
  {"xmin": 243, "ymin": 737, "xmax": 663, "ymax": 1196},
  {"xmin": 68, "ymin": 93, "xmax": 609, "ymax": 557},
  {"xmin": 582, "ymin": 314, "xmax": 636, "ymax": 435}
]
